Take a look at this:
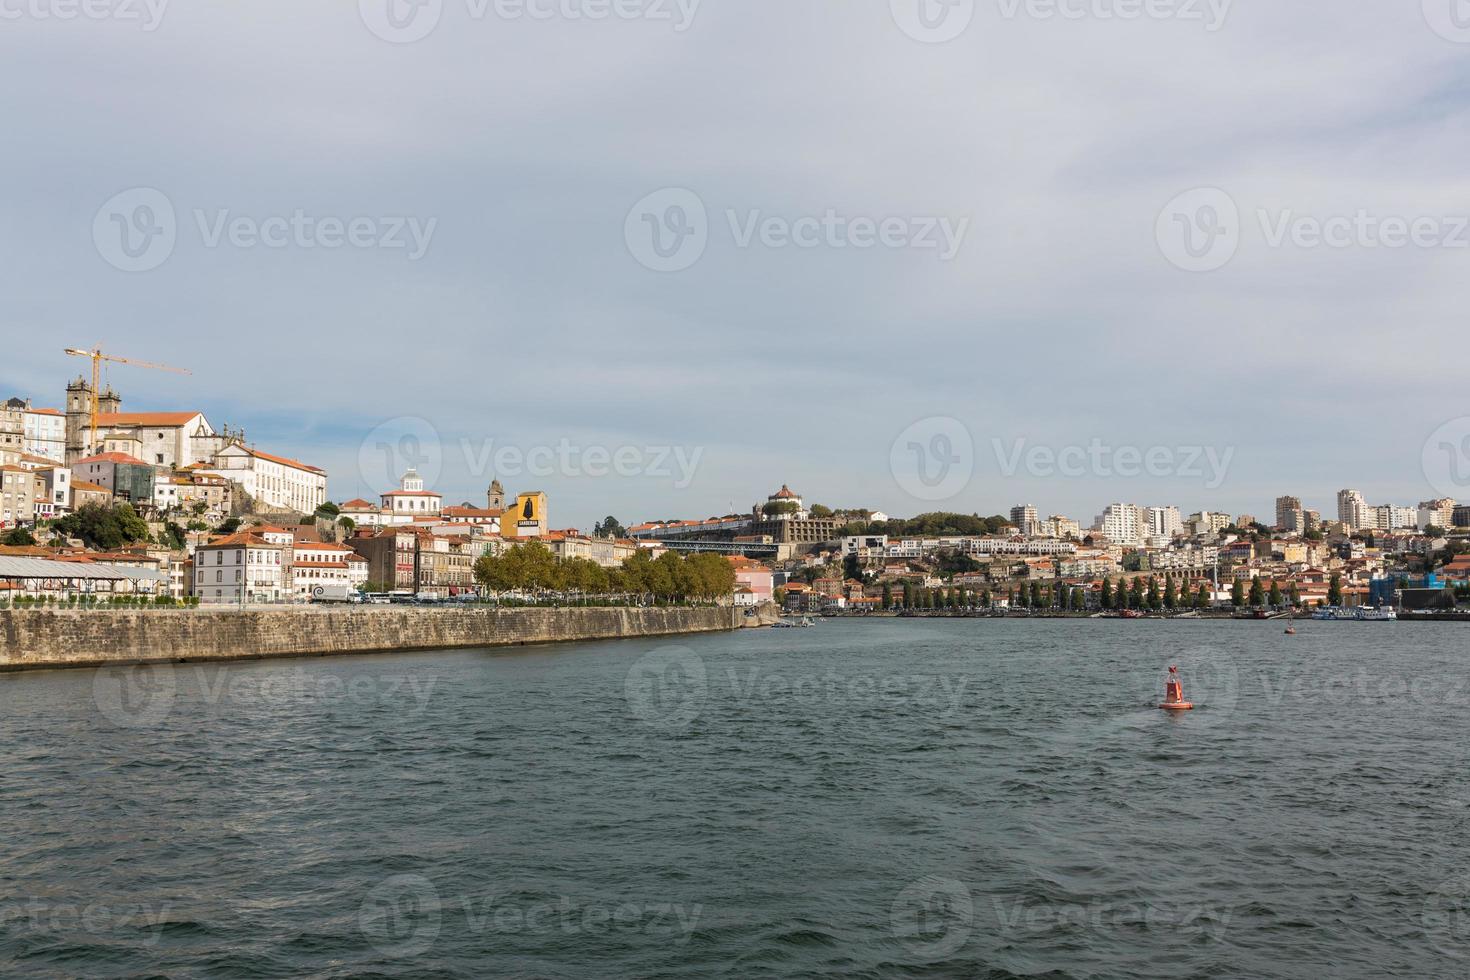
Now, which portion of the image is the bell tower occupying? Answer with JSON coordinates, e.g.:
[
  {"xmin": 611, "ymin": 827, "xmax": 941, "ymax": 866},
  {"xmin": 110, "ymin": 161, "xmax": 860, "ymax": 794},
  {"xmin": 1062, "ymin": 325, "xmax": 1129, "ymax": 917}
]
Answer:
[{"xmin": 488, "ymin": 478, "xmax": 504, "ymax": 511}]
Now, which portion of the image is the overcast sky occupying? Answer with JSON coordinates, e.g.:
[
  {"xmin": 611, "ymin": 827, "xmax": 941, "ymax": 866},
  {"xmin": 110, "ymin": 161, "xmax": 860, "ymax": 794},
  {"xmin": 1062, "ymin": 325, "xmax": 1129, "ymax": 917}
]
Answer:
[{"xmin": 3, "ymin": 1, "xmax": 1469, "ymax": 528}]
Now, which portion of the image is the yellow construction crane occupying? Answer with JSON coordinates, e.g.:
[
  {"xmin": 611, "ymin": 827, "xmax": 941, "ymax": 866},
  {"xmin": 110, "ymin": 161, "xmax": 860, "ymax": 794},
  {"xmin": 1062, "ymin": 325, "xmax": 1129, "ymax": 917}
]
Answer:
[{"xmin": 63, "ymin": 348, "xmax": 192, "ymax": 456}]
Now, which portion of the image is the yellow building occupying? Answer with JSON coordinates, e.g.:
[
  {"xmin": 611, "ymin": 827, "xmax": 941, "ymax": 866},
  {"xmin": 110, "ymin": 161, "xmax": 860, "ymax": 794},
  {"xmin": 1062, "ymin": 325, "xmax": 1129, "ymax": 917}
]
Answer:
[{"xmin": 501, "ymin": 491, "xmax": 548, "ymax": 540}]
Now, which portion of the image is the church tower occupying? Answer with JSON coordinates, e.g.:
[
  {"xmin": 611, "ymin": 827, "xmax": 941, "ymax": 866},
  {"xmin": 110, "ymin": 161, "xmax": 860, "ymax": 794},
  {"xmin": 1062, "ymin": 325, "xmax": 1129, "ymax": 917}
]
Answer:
[
  {"xmin": 487, "ymin": 478, "xmax": 504, "ymax": 511},
  {"xmin": 64, "ymin": 376, "xmax": 92, "ymax": 463}
]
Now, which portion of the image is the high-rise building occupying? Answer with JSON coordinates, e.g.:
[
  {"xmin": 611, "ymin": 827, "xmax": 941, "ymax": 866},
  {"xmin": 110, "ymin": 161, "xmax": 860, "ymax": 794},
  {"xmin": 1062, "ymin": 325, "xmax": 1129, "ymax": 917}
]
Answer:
[
  {"xmin": 1418, "ymin": 498, "xmax": 1457, "ymax": 531},
  {"xmin": 1275, "ymin": 495, "xmax": 1304, "ymax": 533},
  {"xmin": 1050, "ymin": 515, "xmax": 1081, "ymax": 540},
  {"xmin": 1010, "ymin": 504, "xmax": 1039, "ymax": 535},
  {"xmin": 1146, "ymin": 505, "xmax": 1183, "ymax": 539},
  {"xmin": 1094, "ymin": 503, "xmax": 1145, "ymax": 545},
  {"xmin": 1337, "ymin": 489, "xmax": 1369, "ymax": 530}
]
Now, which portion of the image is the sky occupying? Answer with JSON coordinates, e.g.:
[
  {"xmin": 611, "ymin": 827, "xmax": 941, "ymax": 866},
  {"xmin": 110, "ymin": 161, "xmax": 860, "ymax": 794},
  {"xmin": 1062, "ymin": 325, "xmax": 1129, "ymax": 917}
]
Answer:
[{"xmin": 3, "ymin": 1, "xmax": 1470, "ymax": 529}]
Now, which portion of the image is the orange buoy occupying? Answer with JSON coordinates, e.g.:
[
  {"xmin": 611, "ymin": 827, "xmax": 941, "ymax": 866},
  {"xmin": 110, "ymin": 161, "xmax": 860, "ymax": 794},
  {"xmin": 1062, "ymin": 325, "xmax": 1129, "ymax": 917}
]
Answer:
[{"xmin": 1160, "ymin": 665, "xmax": 1194, "ymax": 711}]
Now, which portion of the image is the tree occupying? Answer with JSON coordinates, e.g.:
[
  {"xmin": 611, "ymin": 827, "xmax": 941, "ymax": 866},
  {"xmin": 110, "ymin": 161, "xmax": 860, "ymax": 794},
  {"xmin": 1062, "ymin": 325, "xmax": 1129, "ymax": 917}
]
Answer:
[
  {"xmin": 1248, "ymin": 577, "xmax": 1265, "ymax": 607},
  {"xmin": 1147, "ymin": 577, "xmax": 1162, "ymax": 611},
  {"xmin": 1288, "ymin": 582, "xmax": 1301, "ymax": 608},
  {"xmin": 881, "ymin": 583, "xmax": 893, "ymax": 610},
  {"xmin": 809, "ymin": 504, "xmax": 834, "ymax": 518},
  {"xmin": 593, "ymin": 516, "xmax": 627, "ymax": 539},
  {"xmin": 50, "ymin": 503, "xmax": 149, "ymax": 551},
  {"xmin": 315, "ymin": 501, "xmax": 341, "ymax": 520},
  {"xmin": 1328, "ymin": 573, "xmax": 1343, "ymax": 606},
  {"xmin": 902, "ymin": 581, "xmax": 914, "ymax": 609},
  {"xmin": 1196, "ymin": 583, "xmax": 1210, "ymax": 609},
  {"xmin": 1101, "ymin": 578, "xmax": 1113, "ymax": 608},
  {"xmin": 1129, "ymin": 578, "xmax": 1145, "ymax": 610},
  {"xmin": 1071, "ymin": 588, "xmax": 1085, "ymax": 612},
  {"xmin": 843, "ymin": 552, "xmax": 864, "ymax": 583},
  {"xmin": 1268, "ymin": 580, "xmax": 1283, "ymax": 608},
  {"xmin": 1231, "ymin": 579, "xmax": 1246, "ymax": 608},
  {"xmin": 761, "ymin": 501, "xmax": 800, "ymax": 517},
  {"xmin": 1163, "ymin": 575, "xmax": 1178, "ymax": 610},
  {"xmin": 2, "ymin": 527, "xmax": 36, "ymax": 546},
  {"xmin": 1030, "ymin": 581, "xmax": 1042, "ymax": 609}
]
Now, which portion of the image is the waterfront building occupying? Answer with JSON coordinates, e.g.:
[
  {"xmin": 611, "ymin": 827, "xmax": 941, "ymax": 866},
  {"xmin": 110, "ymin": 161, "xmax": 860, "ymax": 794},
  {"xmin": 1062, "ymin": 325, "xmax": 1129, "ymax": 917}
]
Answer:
[
  {"xmin": 350, "ymin": 525, "xmax": 420, "ymax": 592},
  {"xmin": 291, "ymin": 541, "xmax": 369, "ymax": 599},
  {"xmin": 193, "ymin": 530, "xmax": 289, "ymax": 603},
  {"xmin": 501, "ymin": 490, "xmax": 549, "ymax": 539}
]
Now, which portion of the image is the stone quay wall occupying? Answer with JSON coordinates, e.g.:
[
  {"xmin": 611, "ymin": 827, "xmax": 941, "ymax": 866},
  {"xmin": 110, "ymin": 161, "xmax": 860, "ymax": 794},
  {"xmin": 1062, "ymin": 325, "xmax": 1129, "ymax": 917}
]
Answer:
[{"xmin": 0, "ymin": 606, "xmax": 741, "ymax": 672}]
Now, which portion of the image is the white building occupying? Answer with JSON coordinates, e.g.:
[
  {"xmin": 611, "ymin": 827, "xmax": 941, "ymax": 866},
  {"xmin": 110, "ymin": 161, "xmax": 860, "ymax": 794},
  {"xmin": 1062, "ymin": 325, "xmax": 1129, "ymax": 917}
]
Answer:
[
  {"xmin": 1095, "ymin": 503, "xmax": 1146, "ymax": 546},
  {"xmin": 1146, "ymin": 505, "xmax": 1183, "ymax": 540},
  {"xmin": 22, "ymin": 406, "xmax": 66, "ymax": 462},
  {"xmin": 1010, "ymin": 504, "xmax": 1039, "ymax": 536},
  {"xmin": 381, "ymin": 468, "xmax": 443, "ymax": 520},
  {"xmin": 1337, "ymin": 489, "xmax": 1369, "ymax": 530},
  {"xmin": 200, "ymin": 444, "xmax": 328, "ymax": 515},
  {"xmin": 291, "ymin": 541, "xmax": 369, "ymax": 599},
  {"xmin": 192, "ymin": 530, "xmax": 290, "ymax": 603},
  {"xmin": 91, "ymin": 411, "xmax": 223, "ymax": 468},
  {"xmin": 1418, "ymin": 498, "xmax": 1457, "ymax": 531}
]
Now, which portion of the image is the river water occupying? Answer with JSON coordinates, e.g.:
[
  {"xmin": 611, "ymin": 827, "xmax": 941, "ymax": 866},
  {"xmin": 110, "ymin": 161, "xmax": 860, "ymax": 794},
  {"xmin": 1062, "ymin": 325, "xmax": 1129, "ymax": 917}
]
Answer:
[{"xmin": 1, "ymin": 619, "xmax": 1467, "ymax": 977}]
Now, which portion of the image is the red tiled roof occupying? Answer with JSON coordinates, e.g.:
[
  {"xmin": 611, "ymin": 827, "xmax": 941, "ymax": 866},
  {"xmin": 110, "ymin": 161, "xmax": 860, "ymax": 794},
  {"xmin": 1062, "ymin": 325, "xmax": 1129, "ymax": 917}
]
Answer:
[
  {"xmin": 237, "ymin": 445, "xmax": 325, "ymax": 475},
  {"xmin": 339, "ymin": 498, "xmax": 378, "ymax": 510},
  {"xmin": 75, "ymin": 452, "xmax": 149, "ymax": 466}
]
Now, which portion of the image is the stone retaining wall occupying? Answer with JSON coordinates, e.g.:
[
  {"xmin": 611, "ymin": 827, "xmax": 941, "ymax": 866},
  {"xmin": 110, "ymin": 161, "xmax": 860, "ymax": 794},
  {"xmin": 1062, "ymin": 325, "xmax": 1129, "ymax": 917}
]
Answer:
[{"xmin": 0, "ymin": 606, "xmax": 740, "ymax": 672}]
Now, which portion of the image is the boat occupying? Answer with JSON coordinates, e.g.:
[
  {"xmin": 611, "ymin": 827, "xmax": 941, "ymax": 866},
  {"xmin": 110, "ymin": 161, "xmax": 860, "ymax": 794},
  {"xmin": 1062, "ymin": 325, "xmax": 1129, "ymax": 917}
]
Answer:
[{"xmin": 1310, "ymin": 606, "xmax": 1397, "ymax": 622}]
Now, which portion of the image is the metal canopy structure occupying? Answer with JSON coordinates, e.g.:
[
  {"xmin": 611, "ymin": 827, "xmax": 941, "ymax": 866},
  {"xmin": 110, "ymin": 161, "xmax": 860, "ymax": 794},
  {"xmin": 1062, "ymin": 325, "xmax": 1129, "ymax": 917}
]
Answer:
[{"xmin": 0, "ymin": 556, "xmax": 168, "ymax": 590}]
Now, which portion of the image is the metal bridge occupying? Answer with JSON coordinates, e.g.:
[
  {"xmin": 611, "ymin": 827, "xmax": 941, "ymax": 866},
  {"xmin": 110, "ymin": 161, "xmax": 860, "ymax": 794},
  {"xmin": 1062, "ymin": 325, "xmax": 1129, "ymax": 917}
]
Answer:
[{"xmin": 656, "ymin": 539, "xmax": 779, "ymax": 556}]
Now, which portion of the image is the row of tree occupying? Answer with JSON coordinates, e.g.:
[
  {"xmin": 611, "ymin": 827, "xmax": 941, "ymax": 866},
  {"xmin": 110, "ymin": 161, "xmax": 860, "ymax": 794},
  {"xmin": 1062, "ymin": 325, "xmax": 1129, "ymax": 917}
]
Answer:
[
  {"xmin": 872, "ymin": 573, "xmax": 1343, "ymax": 613},
  {"xmin": 473, "ymin": 542, "xmax": 736, "ymax": 603}
]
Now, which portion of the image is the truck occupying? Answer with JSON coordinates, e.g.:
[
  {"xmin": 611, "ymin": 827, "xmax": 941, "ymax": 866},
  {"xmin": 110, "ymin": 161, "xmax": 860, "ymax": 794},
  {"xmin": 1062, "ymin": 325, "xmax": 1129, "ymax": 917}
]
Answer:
[{"xmin": 310, "ymin": 584, "xmax": 362, "ymax": 604}]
